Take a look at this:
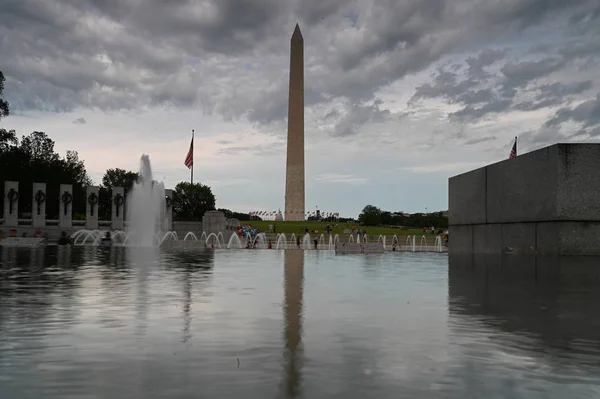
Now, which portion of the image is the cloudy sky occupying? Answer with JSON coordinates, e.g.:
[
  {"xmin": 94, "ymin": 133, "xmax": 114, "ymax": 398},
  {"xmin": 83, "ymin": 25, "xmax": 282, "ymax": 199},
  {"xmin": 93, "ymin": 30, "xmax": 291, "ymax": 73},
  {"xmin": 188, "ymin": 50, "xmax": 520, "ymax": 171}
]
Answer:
[{"xmin": 1, "ymin": 0, "xmax": 599, "ymax": 217}]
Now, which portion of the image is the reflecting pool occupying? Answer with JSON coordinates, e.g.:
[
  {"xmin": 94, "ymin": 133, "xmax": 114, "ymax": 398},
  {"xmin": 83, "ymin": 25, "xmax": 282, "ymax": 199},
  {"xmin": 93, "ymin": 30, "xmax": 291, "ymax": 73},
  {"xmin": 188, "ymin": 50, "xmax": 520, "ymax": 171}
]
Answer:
[{"xmin": 1, "ymin": 247, "xmax": 599, "ymax": 398}]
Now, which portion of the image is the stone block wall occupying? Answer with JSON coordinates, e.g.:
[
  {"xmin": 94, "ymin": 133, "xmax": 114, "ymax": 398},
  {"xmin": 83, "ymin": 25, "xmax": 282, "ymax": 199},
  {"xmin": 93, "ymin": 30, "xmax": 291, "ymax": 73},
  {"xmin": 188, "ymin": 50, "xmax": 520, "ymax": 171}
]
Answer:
[
  {"xmin": 172, "ymin": 221, "xmax": 203, "ymax": 238},
  {"xmin": 172, "ymin": 211, "xmax": 233, "ymax": 242},
  {"xmin": 225, "ymin": 218, "xmax": 240, "ymax": 231},
  {"xmin": 202, "ymin": 211, "xmax": 226, "ymax": 234},
  {"xmin": 449, "ymin": 144, "xmax": 600, "ymax": 255}
]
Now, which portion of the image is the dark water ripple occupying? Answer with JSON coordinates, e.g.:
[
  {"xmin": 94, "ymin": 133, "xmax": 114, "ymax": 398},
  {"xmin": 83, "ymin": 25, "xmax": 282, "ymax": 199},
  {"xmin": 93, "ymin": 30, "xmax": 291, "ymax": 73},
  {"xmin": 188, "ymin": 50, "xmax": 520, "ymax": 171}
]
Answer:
[{"xmin": 1, "ymin": 247, "xmax": 600, "ymax": 398}]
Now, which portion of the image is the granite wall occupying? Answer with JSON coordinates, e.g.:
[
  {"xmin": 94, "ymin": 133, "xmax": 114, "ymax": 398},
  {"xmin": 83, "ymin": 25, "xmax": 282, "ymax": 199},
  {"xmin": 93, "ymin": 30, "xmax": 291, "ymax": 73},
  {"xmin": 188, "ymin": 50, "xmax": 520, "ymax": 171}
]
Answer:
[
  {"xmin": 448, "ymin": 144, "xmax": 600, "ymax": 255},
  {"xmin": 171, "ymin": 211, "xmax": 235, "ymax": 241}
]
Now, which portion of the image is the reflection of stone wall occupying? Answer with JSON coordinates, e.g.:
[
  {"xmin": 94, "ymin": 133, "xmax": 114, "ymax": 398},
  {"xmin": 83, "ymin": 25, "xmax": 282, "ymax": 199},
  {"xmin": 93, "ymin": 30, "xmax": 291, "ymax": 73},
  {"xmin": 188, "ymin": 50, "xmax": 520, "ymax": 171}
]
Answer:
[
  {"xmin": 0, "ymin": 237, "xmax": 46, "ymax": 247},
  {"xmin": 449, "ymin": 144, "xmax": 600, "ymax": 255},
  {"xmin": 449, "ymin": 254, "xmax": 600, "ymax": 351}
]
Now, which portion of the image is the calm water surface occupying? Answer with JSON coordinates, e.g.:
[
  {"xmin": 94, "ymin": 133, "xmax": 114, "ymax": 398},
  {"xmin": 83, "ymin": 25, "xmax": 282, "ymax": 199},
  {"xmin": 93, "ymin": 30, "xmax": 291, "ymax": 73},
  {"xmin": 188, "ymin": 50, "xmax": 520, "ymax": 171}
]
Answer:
[{"xmin": 1, "ymin": 246, "xmax": 600, "ymax": 398}]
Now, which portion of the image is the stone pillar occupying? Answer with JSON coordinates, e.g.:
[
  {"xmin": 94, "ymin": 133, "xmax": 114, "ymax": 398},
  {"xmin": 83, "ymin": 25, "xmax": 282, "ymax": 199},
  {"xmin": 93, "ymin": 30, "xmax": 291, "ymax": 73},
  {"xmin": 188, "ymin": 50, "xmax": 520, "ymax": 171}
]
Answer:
[
  {"xmin": 32, "ymin": 182, "xmax": 47, "ymax": 228},
  {"xmin": 59, "ymin": 184, "xmax": 73, "ymax": 229},
  {"xmin": 3, "ymin": 181, "xmax": 19, "ymax": 227},
  {"xmin": 202, "ymin": 210, "xmax": 226, "ymax": 234},
  {"xmin": 164, "ymin": 189, "xmax": 173, "ymax": 231},
  {"xmin": 85, "ymin": 186, "xmax": 99, "ymax": 230},
  {"xmin": 112, "ymin": 187, "xmax": 125, "ymax": 230}
]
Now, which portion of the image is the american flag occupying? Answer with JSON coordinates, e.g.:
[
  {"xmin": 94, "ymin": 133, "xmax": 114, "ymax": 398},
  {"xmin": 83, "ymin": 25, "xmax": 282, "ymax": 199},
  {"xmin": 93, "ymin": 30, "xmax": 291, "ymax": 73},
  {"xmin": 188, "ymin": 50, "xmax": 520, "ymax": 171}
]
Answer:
[
  {"xmin": 184, "ymin": 133, "xmax": 194, "ymax": 168},
  {"xmin": 509, "ymin": 137, "xmax": 517, "ymax": 159}
]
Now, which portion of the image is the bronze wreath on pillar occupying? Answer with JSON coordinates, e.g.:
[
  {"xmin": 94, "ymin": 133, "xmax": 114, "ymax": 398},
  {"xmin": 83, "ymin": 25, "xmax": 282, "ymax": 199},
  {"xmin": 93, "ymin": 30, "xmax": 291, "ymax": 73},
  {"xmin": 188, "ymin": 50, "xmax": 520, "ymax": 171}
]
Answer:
[
  {"xmin": 61, "ymin": 191, "xmax": 73, "ymax": 216},
  {"xmin": 7, "ymin": 189, "xmax": 19, "ymax": 215},
  {"xmin": 88, "ymin": 192, "xmax": 99, "ymax": 216},
  {"xmin": 113, "ymin": 193, "xmax": 124, "ymax": 217},
  {"xmin": 34, "ymin": 190, "xmax": 47, "ymax": 215}
]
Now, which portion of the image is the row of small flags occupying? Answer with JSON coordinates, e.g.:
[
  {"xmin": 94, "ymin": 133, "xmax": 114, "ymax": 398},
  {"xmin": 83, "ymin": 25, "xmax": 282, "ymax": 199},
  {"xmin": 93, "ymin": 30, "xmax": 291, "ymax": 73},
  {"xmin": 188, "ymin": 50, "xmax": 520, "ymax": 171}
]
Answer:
[{"xmin": 249, "ymin": 211, "xmax": 340, "ymax": 217}]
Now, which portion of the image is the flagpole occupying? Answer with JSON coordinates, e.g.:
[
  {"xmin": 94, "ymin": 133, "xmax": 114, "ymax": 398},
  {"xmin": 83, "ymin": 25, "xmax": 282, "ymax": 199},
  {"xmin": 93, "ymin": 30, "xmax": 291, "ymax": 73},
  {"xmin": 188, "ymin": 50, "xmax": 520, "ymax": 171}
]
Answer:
[{"xmin": 191, "ymin": 129, "xmax": 194, "ymax": 186}]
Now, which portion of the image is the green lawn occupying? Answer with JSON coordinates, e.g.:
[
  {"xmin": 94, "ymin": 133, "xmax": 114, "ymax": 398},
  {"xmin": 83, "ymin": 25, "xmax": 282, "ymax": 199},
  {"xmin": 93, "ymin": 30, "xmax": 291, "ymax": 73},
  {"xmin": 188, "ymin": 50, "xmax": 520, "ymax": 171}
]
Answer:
[{"xmin": 238, "ymin": 220, "xmax": 426, "ymax": 236}]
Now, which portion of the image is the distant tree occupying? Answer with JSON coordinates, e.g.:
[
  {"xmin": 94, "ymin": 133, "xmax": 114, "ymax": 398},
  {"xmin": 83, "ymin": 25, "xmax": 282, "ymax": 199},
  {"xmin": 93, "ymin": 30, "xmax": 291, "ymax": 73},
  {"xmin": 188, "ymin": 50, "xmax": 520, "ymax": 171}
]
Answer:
[
  {"xmin": 0, "ymin": 71, "xmax": 9, "ymax": 121},
  {"xmin": 102, "ymin": 168, "xmax": 139, "ymax": 190},
  {"xmin": 64, "ymin": 151, "xmax": 88, "ymax": 183},
  {"xmin": 217, "ymin": 208, "xmax": 233, "ymax": 218},
  {"xmin": 233, "ymin": 212, "xmax": 251, "ymax": 220},
  {"xmin": 20, "ymin": 131, "xmax": 61, "ymax": 163},
  {"xmin": 355, "ymin": 207, "xmax": 448, "ymax": 229},
  {"xmin": 217, "ymin": 208, "xmax": 250, "ymax": 220},
  {"xmin": 358, "ymin": 204, "xmax": 382, "ymax": 226},
  {"xmin": 98, "ymin": 168, "xmax": 139, "ymax": 220},
  {"xmin": 378, "ymin": 211, "xmax": 391, "ymax": 225},
  {"xmin": 0, "ymin": 128, "xmax": 17, "ymax": 151},
  {"xmin": 172, "ymin": 182, "xmax": 216, "ymax": 221}
]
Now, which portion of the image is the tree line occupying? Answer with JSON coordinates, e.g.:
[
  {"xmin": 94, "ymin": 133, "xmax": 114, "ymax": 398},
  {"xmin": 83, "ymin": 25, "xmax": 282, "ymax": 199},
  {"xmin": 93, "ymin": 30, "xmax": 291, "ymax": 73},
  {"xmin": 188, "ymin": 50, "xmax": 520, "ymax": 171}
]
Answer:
[{"xmin": 358, "ymin": 204, "xmax": 448, "ymax": 228}]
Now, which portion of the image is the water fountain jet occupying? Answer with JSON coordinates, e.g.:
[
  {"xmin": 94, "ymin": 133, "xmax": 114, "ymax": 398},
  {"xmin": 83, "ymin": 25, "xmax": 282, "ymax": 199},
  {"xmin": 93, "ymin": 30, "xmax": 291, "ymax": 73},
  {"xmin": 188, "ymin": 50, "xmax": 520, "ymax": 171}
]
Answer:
[{"xmin": 126, "ymin": 155, "xmax": 165, "ymax": 247}]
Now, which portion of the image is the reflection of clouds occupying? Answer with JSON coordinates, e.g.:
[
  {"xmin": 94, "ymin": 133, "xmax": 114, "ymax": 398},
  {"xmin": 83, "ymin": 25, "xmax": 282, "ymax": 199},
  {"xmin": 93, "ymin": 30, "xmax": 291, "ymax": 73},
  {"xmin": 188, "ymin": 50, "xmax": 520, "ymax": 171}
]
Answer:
[
  {"xmin": 165, "ymin": 250, "xmax": 216, "ymax": 344},
  {"xmin": 0, "ymin": 246, "xmax": 86, "ymax": 397},
  {"xmin": 300, "ymin": 252, "xmax": 452, "ymax": 396}
]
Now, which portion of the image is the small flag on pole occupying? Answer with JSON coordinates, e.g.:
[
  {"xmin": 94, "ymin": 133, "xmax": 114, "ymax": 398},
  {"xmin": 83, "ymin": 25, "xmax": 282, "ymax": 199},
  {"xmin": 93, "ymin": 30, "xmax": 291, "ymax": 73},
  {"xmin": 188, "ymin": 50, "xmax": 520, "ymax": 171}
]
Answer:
[
  {"xmin": 185, "ymin": 132, "xmax": 194, "ymax": 169},
  {"xmin": 509, "ymin": 137, "xmax": 517, "ymax": 159}
]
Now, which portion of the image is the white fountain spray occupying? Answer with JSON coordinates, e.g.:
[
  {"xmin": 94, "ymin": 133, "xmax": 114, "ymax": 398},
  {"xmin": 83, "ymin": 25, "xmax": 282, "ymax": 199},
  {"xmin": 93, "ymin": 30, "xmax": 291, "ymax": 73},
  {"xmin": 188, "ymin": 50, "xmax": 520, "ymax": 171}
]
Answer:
[{"xmin": 126, "ymin": 155, "xmax": 166, "ymax": 247}]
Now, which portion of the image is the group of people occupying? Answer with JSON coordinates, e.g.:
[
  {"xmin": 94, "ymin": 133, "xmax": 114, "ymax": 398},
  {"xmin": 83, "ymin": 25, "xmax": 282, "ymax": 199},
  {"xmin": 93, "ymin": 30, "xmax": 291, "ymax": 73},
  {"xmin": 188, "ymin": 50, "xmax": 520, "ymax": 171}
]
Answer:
[
  {"xmin": 424, "ymin": 226, "xmax": 449, "ymax": 246},
  {"xmin": 423, "ymin": 226, "xmax": 446, "ymax": 235},
  {"xmin": 237, "ymin": 224, "xmax": 261, "ymax": 238},
  {"xmin": 350, "ymin": 226, "xmax": 368, "ymax": 239}
]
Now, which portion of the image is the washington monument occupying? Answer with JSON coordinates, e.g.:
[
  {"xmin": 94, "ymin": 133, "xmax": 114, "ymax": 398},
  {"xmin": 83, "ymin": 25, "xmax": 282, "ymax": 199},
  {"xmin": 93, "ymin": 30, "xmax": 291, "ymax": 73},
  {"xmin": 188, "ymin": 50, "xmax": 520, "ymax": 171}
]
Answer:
[{"xmin": 284, "ymin": 24, "xmax": 305, "ymax": 221}]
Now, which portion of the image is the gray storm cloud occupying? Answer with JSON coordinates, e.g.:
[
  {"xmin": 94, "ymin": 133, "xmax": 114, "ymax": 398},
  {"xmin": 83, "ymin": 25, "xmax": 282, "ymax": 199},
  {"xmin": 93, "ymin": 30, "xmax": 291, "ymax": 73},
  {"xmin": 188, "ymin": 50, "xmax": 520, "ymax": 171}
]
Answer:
[{"xmin": 1, "ymin": 0, "xmax": 599, "ymax": 146}]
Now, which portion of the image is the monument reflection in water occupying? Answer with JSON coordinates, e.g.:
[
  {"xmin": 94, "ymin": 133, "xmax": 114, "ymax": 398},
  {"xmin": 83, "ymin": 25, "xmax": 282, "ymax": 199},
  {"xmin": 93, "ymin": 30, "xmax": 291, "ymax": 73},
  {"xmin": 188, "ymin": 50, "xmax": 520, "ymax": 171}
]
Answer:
[{"xmin": 282, "ymin": 250, "xmax": 304, "ymax": 397}]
